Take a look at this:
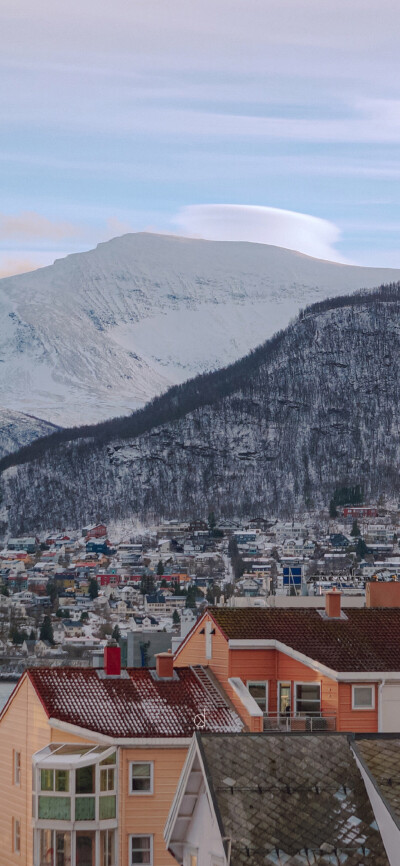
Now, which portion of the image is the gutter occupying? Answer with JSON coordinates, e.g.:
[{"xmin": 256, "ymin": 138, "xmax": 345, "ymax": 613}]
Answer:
[{"xmin": 48, "ymin": 718, "xmax": 192, "ymax": 747}]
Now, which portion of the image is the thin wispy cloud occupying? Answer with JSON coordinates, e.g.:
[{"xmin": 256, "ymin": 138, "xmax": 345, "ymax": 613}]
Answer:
[{"xmin": 1, "ymin": 0, "xmax": 400, "ymax": 267}]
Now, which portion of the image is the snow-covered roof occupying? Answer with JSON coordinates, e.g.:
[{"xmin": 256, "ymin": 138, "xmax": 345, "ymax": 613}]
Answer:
[{"xmin": 26, "ymin": 665, "xmax": 242, "ymax": 738}]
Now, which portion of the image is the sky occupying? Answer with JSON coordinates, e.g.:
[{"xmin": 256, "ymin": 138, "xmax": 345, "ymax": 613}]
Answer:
[{"xmin": 2, "ymin": 0, "xmax": 400, "ymax": 275}]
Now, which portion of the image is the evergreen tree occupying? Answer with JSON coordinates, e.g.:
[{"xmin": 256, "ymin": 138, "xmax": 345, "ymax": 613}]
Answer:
[
  {"xmin": 157, "ymin": 560, "xmax": 164, "ymax": 576},
  {"xmin": 350, "ymin": 519, "xmax": 361, "ymax": 537},
  {"xmin": 112, "ymin": 624, "xmax": 121, "ymax": 641},
  {"xmin": 88, "ymin": 578, "xmax": 99, "ymax": 600},
  {"xmin": 40, "ymin": 615, "xmax": 55, "ymax": 645},
  {"xmin": 172, "ymin": 610, "xmax": 180, "ymax": 626}
]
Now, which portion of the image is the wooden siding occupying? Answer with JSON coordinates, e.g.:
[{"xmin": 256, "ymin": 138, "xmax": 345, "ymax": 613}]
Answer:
[
  {"xmin": 338, "ymin": 683, "xmax": 378, "ymax": 732},
  {"xmin": 0, "ymin": 677, "xmax": 50, "ymax": 866},
  {"xmin": 173, "ymin": 615, "xmax": 262, "ymax": 729},
  {"xmin": 119, "ymin": 746, "xmax": 187, "ymax": 866}
]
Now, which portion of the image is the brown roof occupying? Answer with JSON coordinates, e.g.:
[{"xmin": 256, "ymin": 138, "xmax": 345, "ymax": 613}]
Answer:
[
  {"xmin": 27, "ymin": 665, "xmax": 242, "ymax": 738},
  {"xmin": 199, "ymin": 733, "xmax": 389, "ymax": 866},
  {"xmin": 208, "ymin": 607, "xmax": 400, "ymax": 672}
]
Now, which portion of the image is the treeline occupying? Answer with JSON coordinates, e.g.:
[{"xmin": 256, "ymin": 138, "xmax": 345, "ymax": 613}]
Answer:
[{"xmin": 2, "ymin": 282, "xmax": 400, "ymax": 476}]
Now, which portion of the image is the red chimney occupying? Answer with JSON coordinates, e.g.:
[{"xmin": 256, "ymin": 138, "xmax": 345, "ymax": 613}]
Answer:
[
  {"xmin": 104, "ymin": 645, "xmax": 121, "ymax": 676},
  {"xmin": 156, "ymin": 650, "xmax": 174, "ymax": 679},
  {"xmin": 325, "ymin": 589, "xmax": 342, "ymax": 619}
]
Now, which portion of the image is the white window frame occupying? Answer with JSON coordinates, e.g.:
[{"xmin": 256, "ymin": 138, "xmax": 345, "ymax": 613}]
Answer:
[
  {"xmin": 246, "ymin": 681, "xmax": 268, "ymax": 712},
  {"xmin": 13, "ymin": 818, "xmax": 21, "ymax": 854},
  {"xmin": 14, "ymin": 750, "xmax": 21, "ymax": 786},
  {"xmin": 129, "ymin": 761, "xmax": 154, "ymax": 795},
  {"xmin": 294, "ymin": 682, "xmax": 321, "ymax": 716},
  {"xmin": 130, "ymin": 834, "xmax": 153, "ymax": 866},
  {"xmin": 352, "ymin": 684, "xmax": 375, "ymax": 710}
]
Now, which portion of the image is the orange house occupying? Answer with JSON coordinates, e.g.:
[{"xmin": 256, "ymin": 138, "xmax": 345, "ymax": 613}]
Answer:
[
  {"xmin": 0, "ymin": 649, "xmax": 242, "ymax": 866},
  {"xmin": 174, "ymin": 591, "xmax": 400, "ymax": 734}
]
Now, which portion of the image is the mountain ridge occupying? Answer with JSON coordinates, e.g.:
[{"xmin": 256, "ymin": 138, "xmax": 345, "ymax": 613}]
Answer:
[
  {"xmin": 2, "ymin": 232, "xmax": 400, "ymax": 431},
  {"xmin": 2, "ymin": 282, "xmax": 400, "ymax": 534}
]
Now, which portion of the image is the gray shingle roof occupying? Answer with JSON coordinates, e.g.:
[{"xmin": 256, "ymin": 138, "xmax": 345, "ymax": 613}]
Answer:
[
  {"xmin": 354, "ymin": 736, "xmax": 400, "ymax": 824},
  {"xmin": 199, "ymin": 733, "xmax": 389, "ymax": 865}
]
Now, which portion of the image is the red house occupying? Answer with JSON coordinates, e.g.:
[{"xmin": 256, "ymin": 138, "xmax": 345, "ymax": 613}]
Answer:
[{"xmin": 83, "ymin": 522, "xmax": 107, "ymax": 539}]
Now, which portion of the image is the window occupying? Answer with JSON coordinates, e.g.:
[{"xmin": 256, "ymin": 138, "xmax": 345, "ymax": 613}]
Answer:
[
  {"xmin": 247, "ymin": 681, "xmax": 268, "ymax": 712},
  {"xmin": 40, "ymin": 768, "xmax": 69, "ymax": 792},
  {"xmin": 130, "ymin": 762, "xmax": 153, "ymax": 794},
  {"xmin": 13, "ymin": 818, "xmax": 20, "ymax": 854},
  {"xmin": 205, "ymin": 620, "xmax": 212, "ymax": 659},
  {"xmin": 100, "ymin": 829, "xmax": 116, "ymax": 866},
  {"xmin": 352, "ymin": 685, "xmax": 375, "ymax": 710},
  {"xmin": 295, "ymin": 683, "xmax": 321, "ymax": 716},
  {"xmin": 130, "ymin": 835, "xmax": 153, "ymax": 865},
  {"xmin": 14, "ymin": 751, "xmax": 21, "ymax": 785},
  {"xmin": 100, "ymin": 766, "xmax": 115, "ymax": 791},
  {"xmin": 76, "ymin": 764, "xmax": 94, "ymax": 794}
]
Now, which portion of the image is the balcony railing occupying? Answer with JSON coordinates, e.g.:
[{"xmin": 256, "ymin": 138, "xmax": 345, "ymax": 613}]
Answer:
[{"xmin": 263, "ymin": 714, "xmax": 336, "ymax": 732}]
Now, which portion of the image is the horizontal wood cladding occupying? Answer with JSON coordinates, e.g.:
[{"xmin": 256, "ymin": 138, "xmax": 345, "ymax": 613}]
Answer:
[
  {"xmin": 338, "ymin": 683, "xmax": 378, "ymax": 733},
  {"xmin": 0, "ymin": 677, "xmax": 50, "ymax": 866},
  {"xmin": 120, "ymin": 747, "xmax": 187, "ymax": 866}
]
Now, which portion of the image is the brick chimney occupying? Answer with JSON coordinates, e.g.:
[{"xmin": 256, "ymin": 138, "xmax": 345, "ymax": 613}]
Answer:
[
  {"xmin": 325, "ymin": 589, "xmax": 342, "ymax": 619},
  {"xmin": 156, "ymin": 650, "xmax": 174, "ymax": 679},
  {"xmin": 104, "ymin": 644, "xmax": 121, "ymax": 676}
]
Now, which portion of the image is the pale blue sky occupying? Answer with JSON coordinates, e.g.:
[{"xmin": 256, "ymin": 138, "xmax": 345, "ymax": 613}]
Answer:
[{"xmin": 1, "ymin": 0, "xmax": 400, "ymax": 274}]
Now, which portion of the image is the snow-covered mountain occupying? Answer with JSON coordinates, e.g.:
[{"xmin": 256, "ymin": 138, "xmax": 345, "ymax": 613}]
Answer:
[
  {"xmin": 0, "ymin": 409, "xmax": 58, "ymax": 459},
  {"xmin": 3, "ymin": 284, "xmax": 400, "ymax": 534},
  {"xmin": 1, "ymin": 232, "xmax": 400, "ymax": 427}
]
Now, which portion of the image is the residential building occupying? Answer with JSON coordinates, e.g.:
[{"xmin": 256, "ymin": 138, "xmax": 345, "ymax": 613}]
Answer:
[
  {"xmin": 0, "ymin": 647, "xmax": 242, "ymax": 866},
  {"xmin": 165, "ymin": 732, "xmax": 392, "ymax": 866},
  {"xmin": 174, "ymin": 588, "xmax": 400, "ymax": 733}
]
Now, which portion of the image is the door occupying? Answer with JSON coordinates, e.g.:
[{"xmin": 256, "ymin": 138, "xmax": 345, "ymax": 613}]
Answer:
[{"xmin": 278, "ymin": 682, "xmax": 291, "ymax": 717}]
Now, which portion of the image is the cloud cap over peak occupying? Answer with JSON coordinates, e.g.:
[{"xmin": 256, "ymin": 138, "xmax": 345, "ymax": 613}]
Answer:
[{"xmin": 175, "ymin": 204, "xmax": 344, "ymax": 262}]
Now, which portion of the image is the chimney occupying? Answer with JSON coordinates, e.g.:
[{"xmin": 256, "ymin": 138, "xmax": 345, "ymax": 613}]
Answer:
[
  {"xmin": 156, "ymin": 650, "xmax": 174, "ymax": 679},
  {"xmin": 104, "ymin": 644, "xmax": 121, "ymax": 676},
  {"xmin": 366, "ymin": 580, "xmax": 400, "ymax": 608},
  {"xmin": 325, "ymin": 589, "xmax": 342, "ymax": 619}
]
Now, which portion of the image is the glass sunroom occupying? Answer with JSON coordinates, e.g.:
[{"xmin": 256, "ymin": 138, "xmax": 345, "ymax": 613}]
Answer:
[{"xmin": 32, "ymin": 744, "xmax": 118, "ymax": 866}]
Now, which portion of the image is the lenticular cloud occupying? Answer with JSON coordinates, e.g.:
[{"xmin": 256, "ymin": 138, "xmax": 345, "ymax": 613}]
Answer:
[{"xmin": 175, "ymin": 204, "xmax": 343, "ymax": 262}]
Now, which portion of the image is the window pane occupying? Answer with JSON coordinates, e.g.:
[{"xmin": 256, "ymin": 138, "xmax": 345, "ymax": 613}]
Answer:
[
  {"xmin": 55, "ymin": 770, "xmax": 69, "ymax": 792},
  {"xmin": 100, "ymin": 768, "xmax": 114, "ymax": 791},
  {"xmin": 76, "ymin": 765, "xmax": 94, "ymax": 794},
  {"xmin": 39, "ymin": 796, "xmax": 71, "ymax": 821},
  {"xmin": 99, "ymin": 795, "xmax": 116, "ymax": 820},
  {"xmin": 131, "ymin": 836, "xmax": 151, "ymax": 865},
  {"xmin": 354, "ymin": 686, "xmax": 373, "ymax": 707},
  {"xmin": 40, "ymin": 829, "xmax": 53, "ymax": 866},
  {"xmin": 248, "ymin": 683, "xmax": 267, "ymax": 711},
  {"xmin": 296, "ymin": 684, "xmax": 320, "ymax": 701},
  {"xmin": 55, "ymin": 831, "xmax": 71, "ymax": 866},
  {"xmin": 100, "ymin": 829, "xmax": 115, "ymax": 866},
  {"xmin": 41, "ymin": 768, "xmax": 54, "ymax": 791},
  {"xmin": 76, "ymin": 832, "xmax": 95, "ymax": 866},
  {"xmin": 75, "ymin": 797, "xmax": 95, "ymax": 820},
  {"xmin": 100, "ymin": 753, "xmax": 116, "ymax": 766},
  {"xmin": 131, "ymin": 763, "xmax": 151, "ymax": 792}
]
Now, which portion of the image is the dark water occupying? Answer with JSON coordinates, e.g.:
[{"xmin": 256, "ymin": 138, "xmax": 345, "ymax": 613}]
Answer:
[{"xmin": 0, "ymin": 680, "xmax": 16, "ymax": 710}]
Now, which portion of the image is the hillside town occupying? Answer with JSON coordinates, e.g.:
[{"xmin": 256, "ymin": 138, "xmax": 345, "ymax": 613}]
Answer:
[
  {"xmin": 3, "ymin": 500, "xmax": 400, "ymax": 865},
  {"xmin": 0, "ymin": 498, "xmax": 398, "ymax": 674}
]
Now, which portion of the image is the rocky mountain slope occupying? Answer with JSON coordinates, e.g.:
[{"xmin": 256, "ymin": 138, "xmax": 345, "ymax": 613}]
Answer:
[
  {"xmin": 2, "ymin": 284, "xmax": 400, "ymax": 534},
  {"xmin": 2, "ymin": 232, "xmax": 400, "ymax": 430},
  {"xmin": 0, "ymin": 409, "xmax": 58, "ymax": 459}
]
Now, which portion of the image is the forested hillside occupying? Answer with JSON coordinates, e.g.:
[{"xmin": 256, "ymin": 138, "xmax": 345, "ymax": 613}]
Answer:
[{"xmin": 1, "ymin": 284, "xmax": 400, "ymax": 534}]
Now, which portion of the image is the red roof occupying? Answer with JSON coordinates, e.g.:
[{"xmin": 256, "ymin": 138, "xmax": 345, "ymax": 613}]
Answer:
[
  {"xmin": 208, "ymin": 607, "xmax": 400, "ymax": 672},
  {"xmin": 27, "ymin": 666, "xmax": 242, "ymax": 738}
]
